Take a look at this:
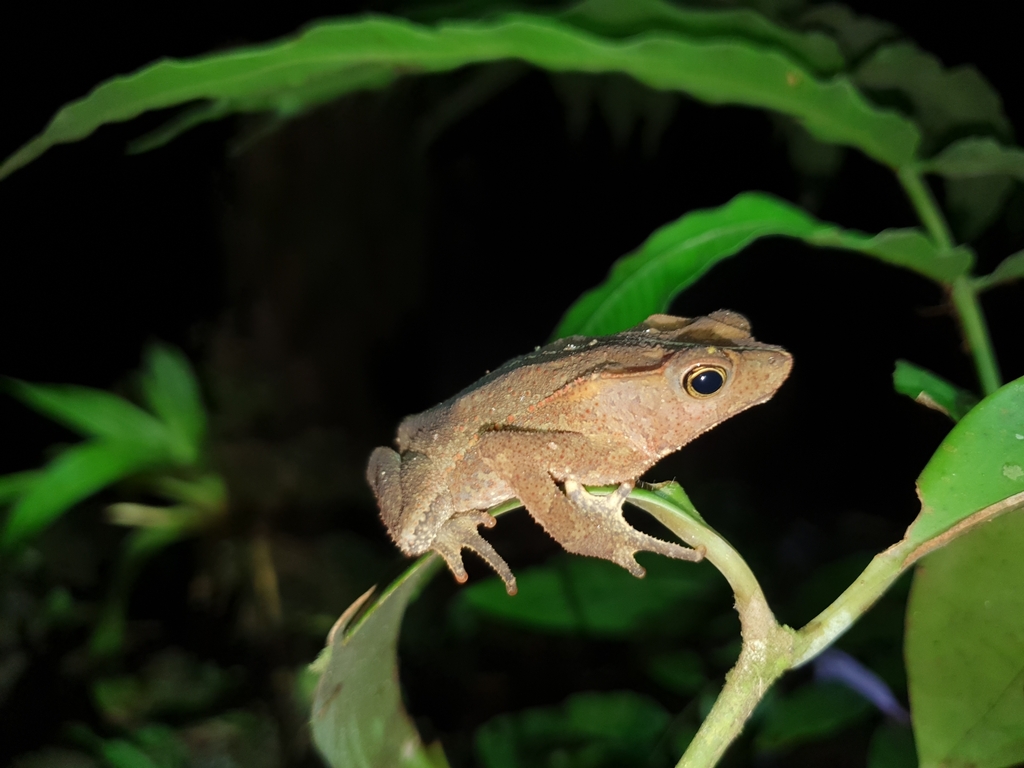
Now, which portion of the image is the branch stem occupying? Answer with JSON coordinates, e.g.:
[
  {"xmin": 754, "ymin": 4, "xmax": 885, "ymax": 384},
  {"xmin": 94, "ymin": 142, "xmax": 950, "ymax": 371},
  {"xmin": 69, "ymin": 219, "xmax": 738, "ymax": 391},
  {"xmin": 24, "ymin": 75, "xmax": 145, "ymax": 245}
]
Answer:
[
  {"xmin": 897, "ymin": 166, "xmax": 1001, "ymax": 394},
  {"xmin": 950, "ymin": 276, "xmax": 1001, "ymax": 395}
]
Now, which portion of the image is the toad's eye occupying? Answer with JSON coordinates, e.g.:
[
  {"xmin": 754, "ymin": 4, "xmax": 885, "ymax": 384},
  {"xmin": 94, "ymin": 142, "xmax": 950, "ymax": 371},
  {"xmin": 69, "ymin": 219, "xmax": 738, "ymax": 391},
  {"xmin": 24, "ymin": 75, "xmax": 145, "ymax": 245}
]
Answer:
[{"xmin": 683, "ymin": 365, "xmax": 727, "ymax": 397}]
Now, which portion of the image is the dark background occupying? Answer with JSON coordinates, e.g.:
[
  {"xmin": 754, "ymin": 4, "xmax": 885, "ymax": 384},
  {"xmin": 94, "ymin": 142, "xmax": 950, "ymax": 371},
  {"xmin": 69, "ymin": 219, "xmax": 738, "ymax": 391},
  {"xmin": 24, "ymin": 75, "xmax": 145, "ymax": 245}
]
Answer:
[{"xmin": 0, "ymin": 1, "xmax": 1021, "ymax": 765}]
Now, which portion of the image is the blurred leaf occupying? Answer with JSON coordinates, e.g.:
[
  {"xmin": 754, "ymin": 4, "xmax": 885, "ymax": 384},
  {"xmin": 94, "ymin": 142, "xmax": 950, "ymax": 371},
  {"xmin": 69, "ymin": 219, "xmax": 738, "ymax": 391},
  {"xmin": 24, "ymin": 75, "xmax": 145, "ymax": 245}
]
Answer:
[
  {"xmin": 854, "ymin": 43, "xmax": 1010, "ymax": 152},
  {"xmin": 458, "ymin": 554, "xmax": 720, "ymax": 638},
  {"xmin": 753, "ymin": 681, "xmax": 872, "ymax": 753},
  {"xmin": 869, "ymin": 722, "xmax": 918, "ymax": 768},
  {"xmin": 310, "ymin": 556, "xmax": 444, "ymax": 768},
  {"xmin": 555, "ymin": 193, "xmax": 970, "ymax": 338},
  {"xmin": 806, "ymin": 228, "xmax": 973, "ymax": 282},
  {"xmin": 140, "ymin": 344, "xmax": 207, "ymax": 465},
  {"xmin": 177, "ymin": 711, "xmax": 281, "ymax": 768},
  {"xmin": 918, "ymin": 138, "xmax": 1024, "ymax": 241},
  {"xmin": 893, "ymin": 360, "xmax": 978, "ymax": 421},
  {"xmin": 475, "ymin": 691, "xmax": 671, "ymax": 768},
  {"xmin": 550, "ymin": 71, "xmax": 678, "ymax": 153},
  {"xmin": 558, "ymin": 0, "xmax": 845, "ymax": 74},
  {"xmin": 1, "ymin": 12, "xmax": 919, "ymax": 180},
  {"xmin": 945, "ymin": 175, "xmax": 1014, "ymax": 242},
  {"xmin": 154, "ymin": 473, "xmax": 226, "ymax": 510},
  {"xmin": 2, "ymin": 440, "xmax": 169, "ymax": 549},
  {"xmin": 93, "ymin": 649, "xmax": 240, "ymax": 724},
  {"xmin": 130, "ymin": 725, "xmax": 188, "ymax": 768},
  {"xmin": 0, "ymin": 470, "xmax": 39, "ymax": 505},
  {"xmin": 99, "ymin": 741, "xmax": 160, "ymax": 768},
  {"xmin": 786, "ymin": 552, "xmax": 873, "ymax": 627},
  {"xmin": 921, "ymin": 136, "xmax": 1024, "ymax": 179},
  {"xmin": 909, "ymin": 375, "xmax": 1024, "ymax": 545},
  {"xmin": 93, "ymin": 676, "xmax": 145, "ymax": 725},
  {"xmin": 798, "ymin": 4, "xmax": 899, "ymax": 61},
  {"xmin": 6, "ymin": 380, "xmax": 172, "ymax": 451},
  {"xmin": 11, "ymin": 748, "xmax": 98, "ymax": 768},
  {"xmin": 907, "ymin": 507, "xmax": 1024, "ymax": 768},
  {"xmin": 773, "ymin": 114, "xmax": 846, "ymax": 179},
  {"xmin": 91, "ymin": 522, "xmax": 199, "ymax": 657},
  {"xmin": 976, "ymin": 249, "xmax": 1024, "ymax": 291},
  {"xmin": 647, "ymin": 649, "xmax": 706, "ymax": 695}
]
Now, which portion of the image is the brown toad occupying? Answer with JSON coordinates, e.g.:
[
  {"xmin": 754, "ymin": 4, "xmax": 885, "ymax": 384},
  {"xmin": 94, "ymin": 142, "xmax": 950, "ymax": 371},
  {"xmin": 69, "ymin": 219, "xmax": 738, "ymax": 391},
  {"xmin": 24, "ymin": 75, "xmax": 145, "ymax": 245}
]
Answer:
[{"xmin": 367, "ymin": 311, "xmax": 792, "ymax": 594}]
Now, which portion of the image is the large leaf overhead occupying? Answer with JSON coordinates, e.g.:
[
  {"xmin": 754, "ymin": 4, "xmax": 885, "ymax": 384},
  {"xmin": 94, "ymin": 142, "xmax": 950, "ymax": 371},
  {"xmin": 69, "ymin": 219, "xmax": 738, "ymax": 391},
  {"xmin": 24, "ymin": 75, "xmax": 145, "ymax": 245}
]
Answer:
[
  {"xmin": 1, "ymin": 10, "xmax": 919, "ymax": 180},
  {"xmin": 553, "ymin": 192, "xmax": 971, "ymax": 338}
]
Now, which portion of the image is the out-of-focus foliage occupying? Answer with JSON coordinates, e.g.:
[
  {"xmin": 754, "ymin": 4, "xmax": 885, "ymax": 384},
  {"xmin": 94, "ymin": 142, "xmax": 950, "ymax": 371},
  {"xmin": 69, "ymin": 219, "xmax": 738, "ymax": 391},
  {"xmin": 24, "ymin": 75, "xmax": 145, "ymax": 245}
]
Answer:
[
  {"xmin": 1, "ymin": 345, "xmax": 211, "ymax": 549},
  {"xmin": 552, "ymin": 192, "xmax": 972, "ymax": 338}
]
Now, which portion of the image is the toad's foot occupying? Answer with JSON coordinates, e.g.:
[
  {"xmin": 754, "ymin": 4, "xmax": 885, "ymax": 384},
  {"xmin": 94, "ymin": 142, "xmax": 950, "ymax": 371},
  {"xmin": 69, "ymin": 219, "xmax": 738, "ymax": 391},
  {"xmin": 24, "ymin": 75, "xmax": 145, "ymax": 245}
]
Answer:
[
  {"xmin": 430, "ymin": 511, "xmax": 517, "ymax": 595},
  {"xmin": 563, "ymin": 480, "xmax": 702, "ymax": 577}
]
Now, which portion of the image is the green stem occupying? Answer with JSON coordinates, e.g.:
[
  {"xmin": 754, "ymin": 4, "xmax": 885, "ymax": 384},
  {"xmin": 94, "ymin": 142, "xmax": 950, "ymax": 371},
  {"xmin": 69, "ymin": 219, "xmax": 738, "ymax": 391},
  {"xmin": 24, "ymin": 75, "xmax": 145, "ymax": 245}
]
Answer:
[
  {"xmin": 678, "ymin": 599, "xmax": 790, "ymax": 768},
  {"xmin": 791, "ymin": 539, "xmax": 912, "ymax": 667},
  {"xmin": 629, "ymin": 487, "xmax": 794, "ymax": 768},
  {"xmin": 898, "ymin": 167, "xmax": 953, "ymax": 250},
  {"xmin": 951, "ymin": 276, "xmax": 1002, "ymax": 395},
  {"xmin": 897, "ymin": 166, "xmax": 1001, "ymax": 395}
]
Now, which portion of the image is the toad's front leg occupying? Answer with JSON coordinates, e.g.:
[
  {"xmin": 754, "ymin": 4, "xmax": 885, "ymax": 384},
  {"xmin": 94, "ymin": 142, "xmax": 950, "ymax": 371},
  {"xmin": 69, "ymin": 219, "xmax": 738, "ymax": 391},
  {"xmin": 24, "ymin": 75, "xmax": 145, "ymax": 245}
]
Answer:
[
  {"xmin": 430, "ymin": 510, "xmax": 517, "ymax": 594},
  {"xmin": 473, "ymin": 433, "xmax": 702, "ymax": 577}
]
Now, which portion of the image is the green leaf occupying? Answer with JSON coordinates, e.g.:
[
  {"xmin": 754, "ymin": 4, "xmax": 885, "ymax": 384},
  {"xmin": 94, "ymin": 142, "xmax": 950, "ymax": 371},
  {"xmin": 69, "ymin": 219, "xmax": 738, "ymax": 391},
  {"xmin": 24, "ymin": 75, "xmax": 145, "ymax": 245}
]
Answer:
[
  {"xmin": 797, "ymin": 4, "xmax": 899, "ymax": 62},
  {"xmin": 918, "ymin": 137, "xmax": 1024, "ymax": 241},
  {"xmin": 1, "ymin": 12, "xmax": 919, "ymax": 180},
  {"xmin": 554, "ymin": 193, "xmax": 970, "ymax": 338},
  {"xmin": 920, "ymin": 136, "xmax": 1024, "ymax": 179},
  {"xmin": 906, "ymin": 507, "xmax": 1024, "ymax": 768},
  {"xmin": 140, "ymin": 344, "xmax": 206, "ymax": 465},
  {"xmin": 945, "ymin": 175, "xmax": 1014, "ymax": 242},
  {"xmin": 909, "ymin": 376, "xmax": 1024, "ymax": 546},
  {"xmin": 892, "ymin": 360, "xmax": 978, "ymax": 421},
  {"xmin": 868, "ymin": 722, "xmax": 918, "ymax": 768},
  {"xmin": 646, "ymin": 649, "xmax": 707, "ymax": 695},
  {"xmin": 128, "ymin": 65, "xmax": 398, "ymax": 155},
  {"xmin": 558, "ymin": 0, "xmax": 845, "ymax": 74},
  {"xmin": 129, "ymin": 725, "xmax": 189, "ymax": 768},
  {"xmin": 854, "ymin": 43, "xmax": 1010, "ymax": 153},
  {"xmin": 92, "ymin": 519, "xmax": 205, "ymax": 657},
  {"xmin": 806, "ymin": 228, "xmax": 974, "ymax": 282},
  {"xmin": 976, "ymin": 249, "xmax": 1024, "ymax": 292},
  {"xmin": 754, "ymin": 682, "xmax": 872, "ymax": 753},
  {"xmin": 92, "ymin": 650, "xmax": 237, "ymax": 721},
  {"xmin": 99, "ymin": 740, "xmax": 160, "ymax": 768},
  {"xmin": 2, "ymin": 441, "xmax": 170, "ymax": 549},
  {"xmin": 458, "ymin": 554, "xmax": 720, "ymax": 638},
  {"xmin": 0, "ymin": 470, "xmax": 39, "ymax": 505},
  {"xmin": 6, "ymin": 380, "xmax": 174, "ymax": 452},
  {"xmin": 310, "ymin": 556, "xmax": 444, "ymax": 768},
  {"xmin": 475, "ymin": 691, "xmax": 671, "ymax": 768}
]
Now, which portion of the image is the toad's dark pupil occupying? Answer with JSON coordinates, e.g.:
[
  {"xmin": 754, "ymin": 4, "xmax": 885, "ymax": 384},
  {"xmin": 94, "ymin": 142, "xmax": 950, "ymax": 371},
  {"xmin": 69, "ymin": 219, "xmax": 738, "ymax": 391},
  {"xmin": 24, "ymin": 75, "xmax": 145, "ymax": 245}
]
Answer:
[{"xmin": 690, "ymin": 369, "xmax": 724, "ymax": 395}]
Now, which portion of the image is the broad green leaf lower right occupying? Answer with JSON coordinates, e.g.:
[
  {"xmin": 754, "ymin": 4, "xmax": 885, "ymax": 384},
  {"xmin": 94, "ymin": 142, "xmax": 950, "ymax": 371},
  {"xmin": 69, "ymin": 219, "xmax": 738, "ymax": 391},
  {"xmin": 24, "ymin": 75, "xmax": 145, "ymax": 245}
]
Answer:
[
  {"xmin": 907, "ymin": 507, "xmax": 1024, "ymax": 767},
  {"xmin": 906, "ymin": 376, "xmax": 1024, "ymax": 768}
]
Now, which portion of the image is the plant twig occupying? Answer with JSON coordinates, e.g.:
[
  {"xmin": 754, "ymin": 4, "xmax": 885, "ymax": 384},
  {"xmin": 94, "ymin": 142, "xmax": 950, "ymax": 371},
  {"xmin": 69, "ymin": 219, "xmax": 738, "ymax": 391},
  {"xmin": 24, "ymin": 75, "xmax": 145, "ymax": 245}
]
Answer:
[
  {"xmin": 950, "ymin": 275, "xmax": 1001, "ymax": 395},
  {"xmin": 897, "ymin": 166, "xmax": 1002, "ymax": 395}
]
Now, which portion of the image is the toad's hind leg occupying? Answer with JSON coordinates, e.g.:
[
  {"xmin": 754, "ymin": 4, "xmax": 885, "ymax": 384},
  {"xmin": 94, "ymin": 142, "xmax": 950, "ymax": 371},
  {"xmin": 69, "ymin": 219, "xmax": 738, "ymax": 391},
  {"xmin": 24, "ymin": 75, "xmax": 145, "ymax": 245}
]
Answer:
[{"xmin": 473, "ymin": 433, "xmax": 701, "ymax": 577}]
